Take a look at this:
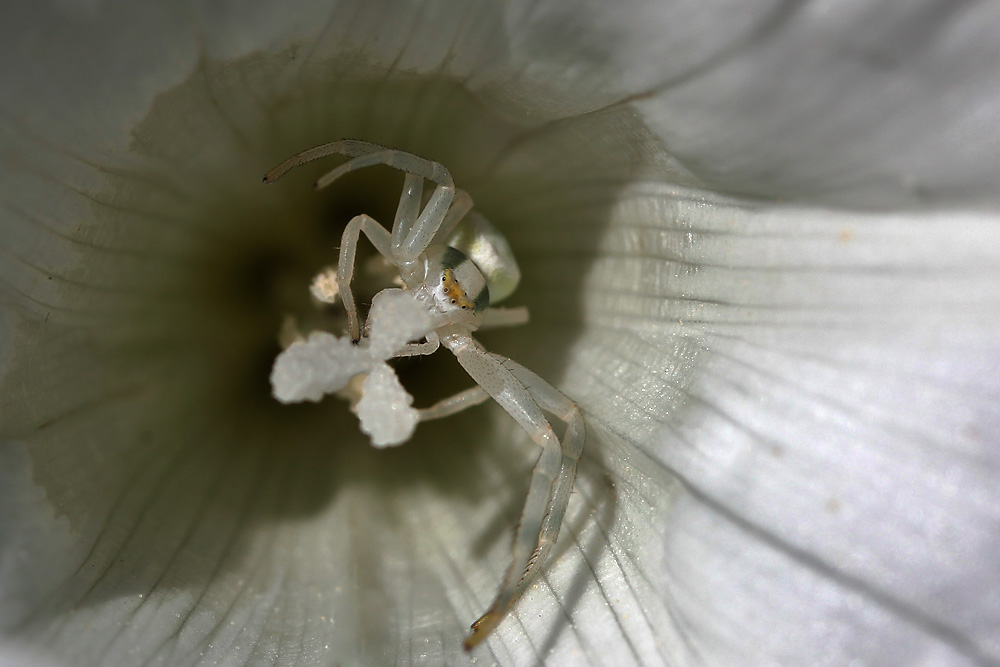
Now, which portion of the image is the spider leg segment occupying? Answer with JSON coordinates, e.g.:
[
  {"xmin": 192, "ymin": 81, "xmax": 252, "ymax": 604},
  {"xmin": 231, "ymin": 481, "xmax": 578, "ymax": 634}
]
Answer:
[
  {"xmin": 384, "ymin": 174, "xmax": 470, "ymax": 260},
  {"xmin": 336, "ymin": 214, "xmax": 392, "ymax": 341},
  {"xmin": 418, "ymin": 386, "xmax": 491, "ymax": 421},
  {"xmin": 441, "ymin": 332, "xmax": 585, "ymax": 650},
  {"xmin": 263, "ymin": 138, "xmax": 422, "ymax": 182},
  {"xmin": 263, "ymin": 139, "xmax": 459, "ymax": 262},
  {"xmin": 393, "ymin": 173, "xmax": 424, "ymax": 252},
  {"xmin": 267, "ymin": 140, "xmax": 468, "ymax": 339}
]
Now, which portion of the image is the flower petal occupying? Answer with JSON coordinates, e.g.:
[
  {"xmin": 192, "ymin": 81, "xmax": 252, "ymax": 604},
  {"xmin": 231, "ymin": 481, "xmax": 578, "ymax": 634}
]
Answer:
[
  {"xmin": 631, "ymin": 3, "xmax": 1000, "ymax": 206},
  {"xmin": 5, "ymin": 1, "xmax": 1000, "ymax": 666},
  {"xmin": 562, "ymin": 183, "xmax": 1000, "ymax": 663}
]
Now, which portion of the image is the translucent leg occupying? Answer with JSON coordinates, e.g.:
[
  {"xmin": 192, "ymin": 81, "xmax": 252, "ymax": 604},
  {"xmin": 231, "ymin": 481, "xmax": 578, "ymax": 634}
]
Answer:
[
  {"xmin": 392, "ymin": 173, "xmax": 423, "ymax": 254},
  {"xmin": 443, "ymin": 334, "xmax": 585, "ymax": 650},
  {"xmin": 303, "ymin": 148, "xmax": 455, "ymax": 262},
  {"xmin": 314, "ymin": 148, "xmax": 452, "ymax": 190},
  {"xmin": 264, "ymin": 140, "xmax": 459, "ymax": 263},
  {"xmin": 392, "ymin": 332, "xmax": 440, "ymax": 358},
  {"xmin": 309, "ymin": 147, "xmax": 455, "ymax": 261},
  {"xmin": 500, "ymin": 358, "xmax": 586, "ymax": 596},
  {"xmin": 418, "ymin": 386, "xmax": 490, "ymax": 421},
  {"xmin": 337, "ymin": 214, "xmax": 393, "ymax": 341},
  {"xmin": 396, "ymin": 183, "xmax": 454, "ymax": 261},
  {"xmin": 264, "ymin": 139, "xmax": 416, "ymax": 183}
]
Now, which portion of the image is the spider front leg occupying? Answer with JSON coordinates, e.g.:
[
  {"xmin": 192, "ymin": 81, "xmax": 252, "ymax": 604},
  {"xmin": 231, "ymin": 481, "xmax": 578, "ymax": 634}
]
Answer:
[
  {"xmin": 265, "ymin": 139, "xmax": 459, "ymax": 263},
  {"xmin": 265, "ymin": 140, "xmax": 473, "ymax": 300},
  {"xmin": 392, "ymin": 332, "xmax": 441, "ymax": 358},
  {"xmin": 441, "ymin": 331, "xmax": 585, "ymax": 650},
  {"xmin": 308, "ymin": 146, "xmax": 457, "ymax": 262},
  {"xmin": 336, "ymin": 214, "xmax": 393, "ymax": 341},
  {"xmin": 418, "ymin": 386, "xmax": 490, "ymax": 421}
]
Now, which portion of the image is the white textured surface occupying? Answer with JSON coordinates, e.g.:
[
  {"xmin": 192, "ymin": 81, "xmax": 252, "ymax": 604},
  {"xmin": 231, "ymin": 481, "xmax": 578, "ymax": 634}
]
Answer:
[
  {"xmin": 270, "ymin": 290, "xmax": 431, "ymax": 443},
  {"xmin": 308, "ymin": 269, "xmax": 340, "ymax": 304},
  {"xmin": 366, "ymin": 290, "xmax": 433, "ymax": 360},
  {"xmin": 2, "ymin": 1, "xmax": 1000, "ymax": 666},
  {"xmin": 270, "ymin": 332, "xmax": 368, "ymax": 403},
  {"xmin": 356, "ymin": 364, "xmax": 419, "ymax": 447}
]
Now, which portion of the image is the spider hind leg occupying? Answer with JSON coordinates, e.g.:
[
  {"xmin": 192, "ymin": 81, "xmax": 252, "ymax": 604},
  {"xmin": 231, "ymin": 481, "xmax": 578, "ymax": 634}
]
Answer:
[{"xmin": 444, "ymin": 337, "xmax": 585, "ymax": 650}]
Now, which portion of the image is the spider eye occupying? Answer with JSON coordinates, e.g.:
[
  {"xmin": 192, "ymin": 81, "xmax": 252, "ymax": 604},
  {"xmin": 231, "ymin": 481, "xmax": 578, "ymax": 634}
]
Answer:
[{"xmin": 451, "ymin": 299, "xmax": 457, "ymax": 304}]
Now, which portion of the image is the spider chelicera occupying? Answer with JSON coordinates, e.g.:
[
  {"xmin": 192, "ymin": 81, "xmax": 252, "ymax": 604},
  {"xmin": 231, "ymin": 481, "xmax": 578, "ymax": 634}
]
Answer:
[{"xmin": 264, "ymin": 139, "xmax": 584, "ymax": 650}]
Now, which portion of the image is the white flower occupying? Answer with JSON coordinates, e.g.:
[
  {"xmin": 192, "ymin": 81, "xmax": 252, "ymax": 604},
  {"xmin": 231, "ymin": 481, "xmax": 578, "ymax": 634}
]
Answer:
[{"xmin": 2, "ymin": 1, "xmax": 1000, "ymax": 666}]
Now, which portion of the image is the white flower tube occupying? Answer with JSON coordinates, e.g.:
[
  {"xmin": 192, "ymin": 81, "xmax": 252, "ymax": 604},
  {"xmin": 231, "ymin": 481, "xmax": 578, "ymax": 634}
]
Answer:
[{"xmin": 2, "ymin": 1, "xmax": 1000, "ymax": 666}]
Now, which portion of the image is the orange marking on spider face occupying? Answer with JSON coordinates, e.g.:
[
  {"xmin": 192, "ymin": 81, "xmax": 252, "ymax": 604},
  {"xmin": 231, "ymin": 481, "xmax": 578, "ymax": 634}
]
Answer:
[{"xmin": 441, "ymin": 269, "xmax": 476, "ymax": 310}]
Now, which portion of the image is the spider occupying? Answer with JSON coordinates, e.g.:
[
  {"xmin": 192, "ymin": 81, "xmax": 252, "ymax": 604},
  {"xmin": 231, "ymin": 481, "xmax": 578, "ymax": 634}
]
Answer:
[{"xmin": 263, "ymin": 139, "xmax": 584, "ymax": 650}]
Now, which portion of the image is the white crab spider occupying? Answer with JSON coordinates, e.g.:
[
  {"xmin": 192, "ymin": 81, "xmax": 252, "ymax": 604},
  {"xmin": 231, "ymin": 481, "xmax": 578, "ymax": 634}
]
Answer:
[{"xmin": 263, "ymin": 139, "xmax": 584, "ymax": 650}]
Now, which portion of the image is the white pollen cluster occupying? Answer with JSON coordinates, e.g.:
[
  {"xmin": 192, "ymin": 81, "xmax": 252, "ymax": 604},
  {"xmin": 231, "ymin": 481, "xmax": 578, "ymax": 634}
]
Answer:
[
  {"xmin": 270, "ymin": 289, "xmax": 434, "ymax": 447},
  {"xmin": 309, "ymin": 268, "xmax": 341, "ymax": 304}
]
